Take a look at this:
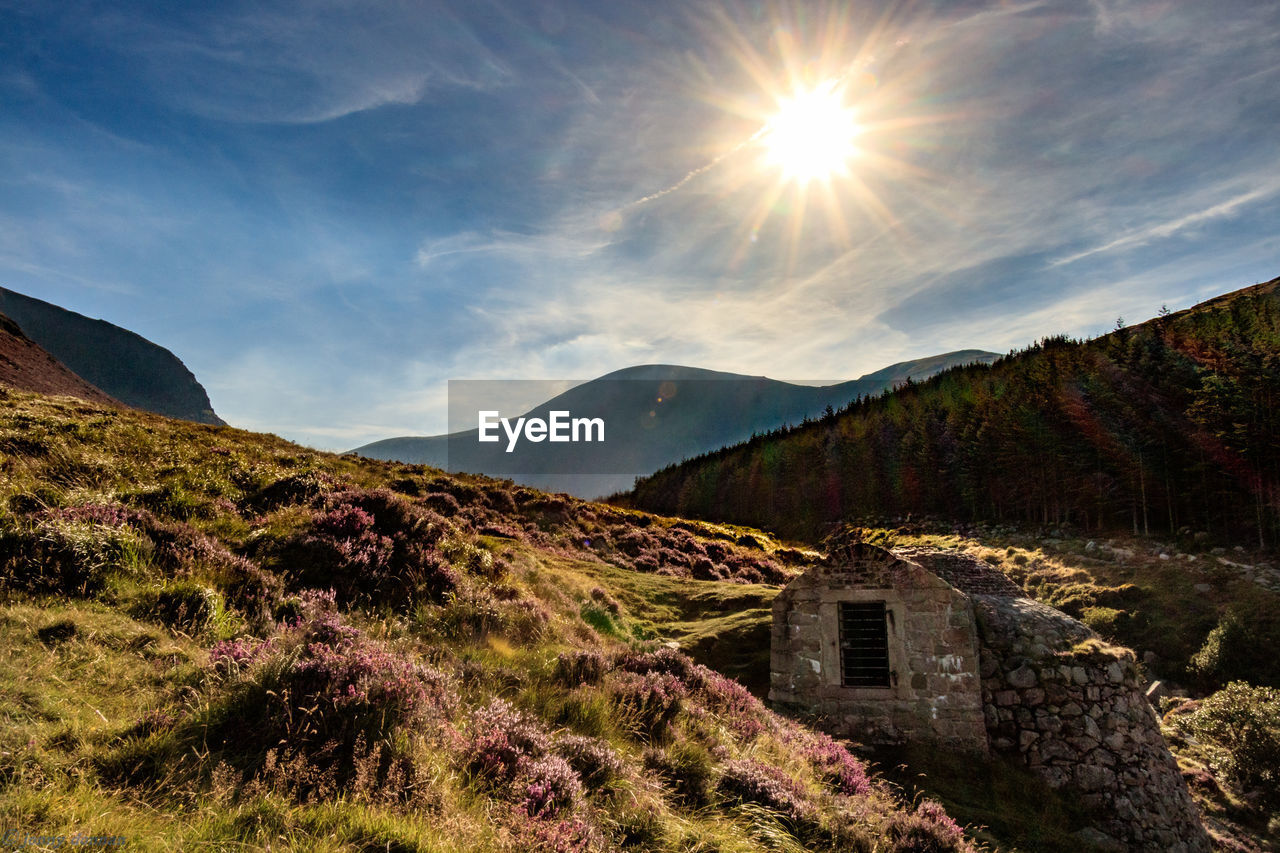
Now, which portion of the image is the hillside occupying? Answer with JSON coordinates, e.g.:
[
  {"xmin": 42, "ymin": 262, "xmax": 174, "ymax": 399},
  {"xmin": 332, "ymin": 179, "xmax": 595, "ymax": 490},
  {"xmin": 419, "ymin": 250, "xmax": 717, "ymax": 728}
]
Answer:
[
  {"xmin": 0, "ymin": 312, "xmax": 118, "ymax": 406},
  {"xmin": 629, "ymin": 276, "xmax": 1280, "ymax": 549},
  {"xmin": 352, "ymin": 352, "xmax": 997, "ymax": 499},
  {"xmin": 0, "ymin": 287, "xmax": 223, "ymax": 425},
  {"xmin": 0, "ymin": 387, "xmax": 1055, "ymax": 853}
]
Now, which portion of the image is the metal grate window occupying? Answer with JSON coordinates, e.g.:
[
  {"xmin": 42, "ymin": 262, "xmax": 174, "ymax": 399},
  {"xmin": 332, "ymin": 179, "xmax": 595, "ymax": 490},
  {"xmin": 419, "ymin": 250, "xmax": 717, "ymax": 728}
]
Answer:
[{"xmin": 839, "ymin": 601, "xmax": 891, "ymax": 688}]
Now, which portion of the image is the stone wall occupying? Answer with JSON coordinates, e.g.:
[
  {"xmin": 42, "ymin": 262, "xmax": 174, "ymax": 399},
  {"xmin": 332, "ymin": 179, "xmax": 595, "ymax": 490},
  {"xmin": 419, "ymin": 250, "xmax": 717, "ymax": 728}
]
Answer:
[
  {"xmin": 974, "ymin": 595, "xmax": 1211, "ymax": 852},
  {"xmin": 768, "ymin": 544, "xmax": 989, "ymax": 752}
]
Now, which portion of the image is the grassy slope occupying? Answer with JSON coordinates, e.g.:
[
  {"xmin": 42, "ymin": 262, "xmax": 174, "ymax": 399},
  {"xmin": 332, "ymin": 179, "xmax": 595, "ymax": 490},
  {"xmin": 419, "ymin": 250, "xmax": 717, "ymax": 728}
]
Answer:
[{"xmin": 2, "ymin": 388, "xmax": 1054, "ymax": 853}]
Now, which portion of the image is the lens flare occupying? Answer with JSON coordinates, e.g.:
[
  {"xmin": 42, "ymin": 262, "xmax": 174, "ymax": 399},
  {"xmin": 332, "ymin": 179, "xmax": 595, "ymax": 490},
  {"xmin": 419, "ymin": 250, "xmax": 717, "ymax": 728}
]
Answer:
[{"xmin": 762, "ymin": 79, "xmax": 861, "ymax": 184}]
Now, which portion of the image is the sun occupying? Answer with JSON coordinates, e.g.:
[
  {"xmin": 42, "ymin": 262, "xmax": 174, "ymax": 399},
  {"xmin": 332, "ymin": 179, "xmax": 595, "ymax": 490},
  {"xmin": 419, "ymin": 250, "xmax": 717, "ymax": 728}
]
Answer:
[{"xmin": 761, "ymin": 79, "xmax": 861, "ymax": 185}]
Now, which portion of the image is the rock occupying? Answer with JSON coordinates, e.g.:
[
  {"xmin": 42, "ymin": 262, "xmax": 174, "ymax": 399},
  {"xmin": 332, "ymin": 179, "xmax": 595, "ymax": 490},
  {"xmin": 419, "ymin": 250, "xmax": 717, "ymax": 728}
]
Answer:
[
  {"xmin": 1193, "ymin": 583, "xmax": 1211, "ymax": 593},
  {"xmin": 1159, "ymin": 552, "xmax": 1171, "ymax": 560},
  {"xmin": 1008, "ymin": 664, "xmax": 1038, "ymax": 688}
]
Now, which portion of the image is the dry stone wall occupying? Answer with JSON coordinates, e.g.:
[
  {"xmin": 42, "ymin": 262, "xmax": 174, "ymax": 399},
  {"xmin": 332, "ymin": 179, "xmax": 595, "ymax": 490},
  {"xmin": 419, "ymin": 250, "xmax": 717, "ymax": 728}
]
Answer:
[{"xmin": 974, "ymin": 595, "xmax": 1210, "ymax": 852}]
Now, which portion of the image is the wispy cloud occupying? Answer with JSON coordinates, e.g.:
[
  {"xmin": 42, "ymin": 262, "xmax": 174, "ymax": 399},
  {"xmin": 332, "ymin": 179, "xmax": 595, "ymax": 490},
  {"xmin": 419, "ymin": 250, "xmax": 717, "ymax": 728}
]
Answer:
[{"xmin": 1050, "ymin": 182, "xmax": 1280, "ymax": 268}]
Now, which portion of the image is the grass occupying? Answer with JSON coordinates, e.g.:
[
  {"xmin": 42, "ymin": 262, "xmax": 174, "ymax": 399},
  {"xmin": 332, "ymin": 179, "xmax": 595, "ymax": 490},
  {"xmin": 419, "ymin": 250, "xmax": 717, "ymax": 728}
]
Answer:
[{"xmin": 0, "ymin": 389, "xmax": 985, "ymax": 853}]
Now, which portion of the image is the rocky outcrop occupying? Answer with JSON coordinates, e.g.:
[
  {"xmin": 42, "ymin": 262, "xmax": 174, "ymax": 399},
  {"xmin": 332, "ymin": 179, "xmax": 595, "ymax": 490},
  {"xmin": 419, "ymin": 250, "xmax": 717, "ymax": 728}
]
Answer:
[{"xmin": 975, "ymin": 595, "xmax": 1210, "ymax": 852}]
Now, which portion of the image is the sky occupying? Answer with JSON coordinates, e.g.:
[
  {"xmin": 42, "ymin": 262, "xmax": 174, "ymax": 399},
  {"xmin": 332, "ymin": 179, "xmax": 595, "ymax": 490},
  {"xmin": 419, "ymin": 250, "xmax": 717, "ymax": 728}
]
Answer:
[{"xmin": 1, "ymin": 0, "xmax": 1278, "ymax": 450}]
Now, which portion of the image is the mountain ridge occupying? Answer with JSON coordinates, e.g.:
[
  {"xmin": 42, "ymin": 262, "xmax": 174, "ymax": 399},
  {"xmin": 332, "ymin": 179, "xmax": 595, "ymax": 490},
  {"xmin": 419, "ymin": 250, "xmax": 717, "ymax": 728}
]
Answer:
[
  {"xmin": 351, "ymin": 350, "xmax": 998, "ymax": 498},
  {"xmin": 0, "ymin": 286, "xmax": 223, "ymax": 425}
]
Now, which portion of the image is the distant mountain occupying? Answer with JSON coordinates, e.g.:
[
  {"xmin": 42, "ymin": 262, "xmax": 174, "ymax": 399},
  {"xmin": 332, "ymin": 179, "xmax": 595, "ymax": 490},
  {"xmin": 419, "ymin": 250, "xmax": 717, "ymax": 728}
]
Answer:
[
  {"xmin": 351, "ymin": 351, "xmax": 998, "ymax": 497},
  {"xmin": 0, "ymin": 311, "xmax": 118, "ymax": 406},
  {"xmin": 0, "ymin": 287, "xmax": 223, "ymax": 425},
  {"xmin": 629, "ymin": 275, "xmax": 1280, "ymax": 546}
]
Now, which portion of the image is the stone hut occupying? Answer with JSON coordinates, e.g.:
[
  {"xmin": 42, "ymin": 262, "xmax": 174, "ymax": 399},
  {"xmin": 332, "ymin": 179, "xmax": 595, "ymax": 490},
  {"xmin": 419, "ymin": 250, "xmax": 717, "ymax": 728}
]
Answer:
[{"xmin": 769, "ymin": 543, "xmax": 1209, "ymax": 852}]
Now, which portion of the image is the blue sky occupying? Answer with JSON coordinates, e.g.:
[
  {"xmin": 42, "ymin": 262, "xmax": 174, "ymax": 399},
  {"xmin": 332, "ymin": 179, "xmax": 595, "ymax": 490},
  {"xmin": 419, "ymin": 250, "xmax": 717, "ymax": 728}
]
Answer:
[{"xmin": 2, "ymin": 0, "xmax": 1278, "ymax": 449}]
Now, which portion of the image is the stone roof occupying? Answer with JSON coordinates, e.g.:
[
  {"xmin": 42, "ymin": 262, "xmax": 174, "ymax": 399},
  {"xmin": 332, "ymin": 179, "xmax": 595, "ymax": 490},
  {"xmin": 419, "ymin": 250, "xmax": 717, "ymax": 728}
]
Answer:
[{"xmin": 896, "ymin": 550, "xmax": 1025, "ymax": 598}]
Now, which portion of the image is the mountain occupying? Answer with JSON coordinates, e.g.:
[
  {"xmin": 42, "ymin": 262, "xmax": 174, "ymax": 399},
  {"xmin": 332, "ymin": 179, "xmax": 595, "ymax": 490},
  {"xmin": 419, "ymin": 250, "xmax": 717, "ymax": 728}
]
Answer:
[
  {"xmin": 351, "ymin": 351, "xmax": 997, "ymax": 498},
  {"xmin": 0, "ymin": 311, "xmax": 118, "ymax": 406},
  {"xmin": 629, "ymin": 275, "xmax": 1280, "ymax": 546},
  {"xmin": 0, "ymin": 286, "xmax": 223, "ymax": 425}
]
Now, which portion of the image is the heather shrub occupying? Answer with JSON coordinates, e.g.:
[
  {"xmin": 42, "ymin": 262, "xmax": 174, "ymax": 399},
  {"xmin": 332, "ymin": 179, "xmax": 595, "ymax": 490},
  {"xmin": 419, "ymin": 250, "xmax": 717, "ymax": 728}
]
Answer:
[
  {"xmin": 1176, "ymin": 681, "xmax": 1280, "ymax": 798},
  {"xmin": 507, "ymin": 813, "xmax": 601, "ymax": 853},
  {"xmin": 616, "ymin": 646, "xmax": 703, "ymax": 688},
  {"xmin": 209, "ymin": 636, "xmax": 273, "ymax": 676},
  {"xmin": 131, "ymin": 580, "xmax": 225, "ymax": 633},
  {"xmin": 218, "ymin": 556, "xmax": 284, "ymax": 631},
  {"xmin": 610, "ymin": 671, "xmax": 687, "ymax": 741},
  {"xmin": 0, "ymin": 510, "xmax": 151, "ymax": 596},
  {"xmin": 273, "ymin": 587, "xmax": 338, "ymax": 625},
  {"xmin": 425, "ymin": 585, "xmax": 551, "ymax": 644},
  {"xmin": 699, "ymin": 668, "xmax": 767, "ymax": 740},
  {"xmin": 643, "ymin": 741, "xmax": 716, "ymax": 807},
  {"xmin": 717, "ymin": 758, "xmax": 814, "ymax": 823},
  {"xmin": 580, "ymin": 600, "xmax": 623, "ymax": 638},
  {"xmin": 244, "ymin": 470, "xmax": 339, "ymax": 512},
  {"xmin": 589, "ymin": 587, "xmax": 620, "ymax": 615},
  {"xmin": 519, "ymin": 754, "xmax": 582, "ymax": 818},
  {"xmin": 214, "ymin": 612, "xmax": 456, "ymax": 752},
  {"xmin": 422, "ymin": 492, "xmax": 461, "ymax": 516},
  {"xmin": 271, "ymin": 488, "xmax": 457, "ymax": 606},
  {"xmin": 460, "ymin": 699, "xmax": 552, "ymax": 790},
  {"xmin": 883, "ymin": 799, "xmax": 968, "ymax": 852},
  {"xmin": 799, "ymin": 732, "xmax": 872, "ymax": 797},
  {"xmin": 555, "ymin": 650, "xmax": 609, "ymax": 687},
  {"xmin": 554, "ymin": 734, "xmax": 624, "ymax": 791},
  {"xmin": 613, "ymin": 528, "xmax": 658, "ymax": 557}
]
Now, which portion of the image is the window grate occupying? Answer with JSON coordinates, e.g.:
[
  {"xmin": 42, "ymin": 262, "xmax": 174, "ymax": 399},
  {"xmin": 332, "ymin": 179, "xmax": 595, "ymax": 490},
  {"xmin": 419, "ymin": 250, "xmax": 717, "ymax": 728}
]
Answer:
[{"xmin": 839, "ymin": 601, "xmax": 890, "ymax": 688}]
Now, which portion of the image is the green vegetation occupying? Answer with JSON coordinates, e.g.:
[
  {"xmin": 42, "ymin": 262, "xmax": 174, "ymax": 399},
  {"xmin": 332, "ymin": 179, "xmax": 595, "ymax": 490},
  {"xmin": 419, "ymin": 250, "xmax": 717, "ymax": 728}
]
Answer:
[
  {"xmin": 0, "ymin": 389, "xmax": 990, "ymax": 852},
  {"xmin": 630, "ymin": 276, "xmax": 1280, "ymax": 549}
]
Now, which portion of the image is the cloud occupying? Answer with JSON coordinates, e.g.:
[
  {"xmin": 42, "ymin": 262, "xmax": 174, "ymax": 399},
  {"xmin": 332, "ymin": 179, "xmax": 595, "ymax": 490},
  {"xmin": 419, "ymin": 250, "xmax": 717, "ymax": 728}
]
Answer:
[
  {"xmin": 92, "ymin": 1, "xmax": 513, "ymax": 125},
  {"xmin": 1050, "ymin": 181, "xmax": 1280, "ymax": 268}
]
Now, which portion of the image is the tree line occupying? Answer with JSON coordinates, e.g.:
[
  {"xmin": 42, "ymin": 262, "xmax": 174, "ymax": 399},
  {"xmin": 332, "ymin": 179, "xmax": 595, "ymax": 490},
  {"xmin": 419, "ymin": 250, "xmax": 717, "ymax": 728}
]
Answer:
[{"xmin": 630, "ymin": 278, "xmax": 1280, "ymax": 548}]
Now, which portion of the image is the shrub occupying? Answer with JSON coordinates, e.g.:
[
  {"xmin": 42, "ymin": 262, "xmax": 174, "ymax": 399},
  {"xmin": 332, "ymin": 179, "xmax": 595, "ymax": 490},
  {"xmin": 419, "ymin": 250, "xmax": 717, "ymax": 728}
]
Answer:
[
  {"xmin": 209, "ymin": 636, "xmax": 273, "ymax": 676},
  {"xmin": 717, "ymin": 758, "xmax": 813, "ymax": 823},
  {"xmin": 799, "ymin": 732, "xmax": 872, "ymax": 797},
  {"xmin": 699, "ymin": 668, "xmax": 767, "ymax": 740},
  {"xmin": 519, "ymin": 754, "xmax": 582, "ymax": 818},
  {"xmin": 214, "ymin": 613, "xmax": 456, "ymax": 751},
  {"xmin": 643, "ymin": 742, "xmax": 715, "ymax": 807},
  {"xmin": 883, "ymin": 799, "xmax": 968, "ymax": 852},
  {"xmin": 271, "ymin": 489, "xmax": 457, "ymax": 606},
  {"xmin": 616, "ymin": 646, "xmax": 703, "ymax": 688},
  {"xmin": 1176, "ymin": 681, "xmax": 1280, "ymax": 798},
  {"xmin": 555, "ymin": 650, "xmax": 609, "ymax": 687},
  {"xmin": 610, "ymin": 671, "xmax": 687, "ymax": 741},
  {"xmin": 422, "ymin": 492, "xmax": 462, "ymax": 516},
  {"xmin": 132, "ymin": 581, "xmax": 224, "ymax": 632},
  {"xmin": 1188, "ymin": 611, "xmax": 1265, "ymax": 690},
  {"xmin": 0, "ymin": 510, "xmax": 151, "ymax": 596},
  {"xmin": 554, "ymin": 734, "xmax": 624, "ymax": 791},
  {"xmin": 244, "ymin": 470, "xmax": 339, "ymax": 512},
  {"xmin": 508, "ymin": 813, "xmax": 600, "ymax": 852},
  {"xmin": 461, "ymin": 699, "xmax": 551, "ymax": 788},
  {"xmin": 219, "ymin": 556, "xmax": 284, "ymax": 630}
]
